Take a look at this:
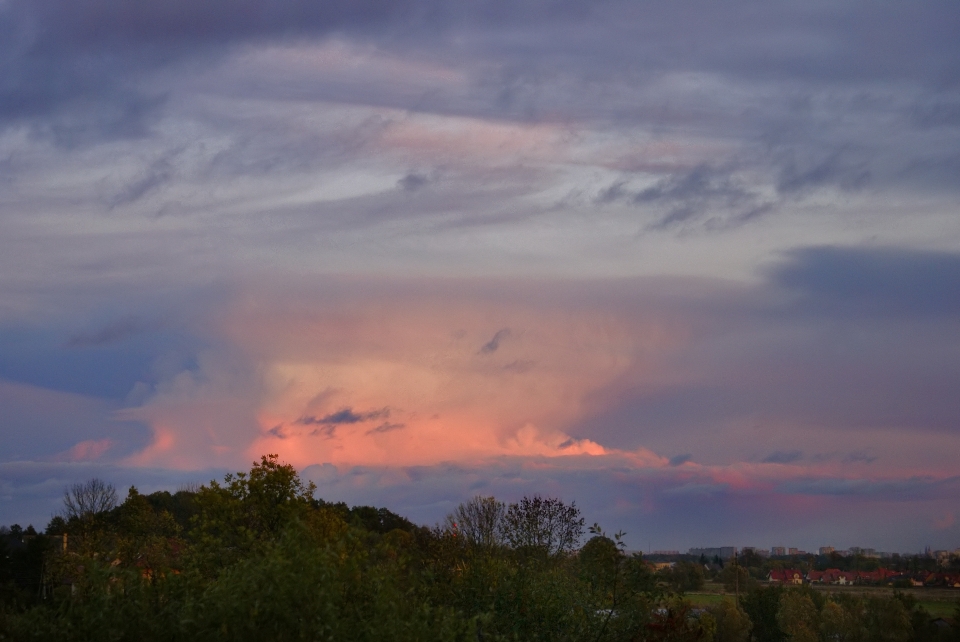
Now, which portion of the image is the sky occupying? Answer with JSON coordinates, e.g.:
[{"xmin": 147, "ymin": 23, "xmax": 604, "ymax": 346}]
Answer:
[{"xmin": 1, "ymin": 0, "xmax": 960, "ymax": 553}]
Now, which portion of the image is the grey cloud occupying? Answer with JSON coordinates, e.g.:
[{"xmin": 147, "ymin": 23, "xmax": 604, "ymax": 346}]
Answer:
[
  {"xmin": 300, "ymin": 456, "xmax": 960, "ymax": 551},
  {"xmin": 479, "ymin": 328, "xmax": 510, "ymax": 354},
  {"xmin": 398, "ymin": 173, "xmax": 429, "ymax": 192},
  {"xmin": 776, "ymin": 476, "xmax": 960, "ymax": 501},
  {"xmin": 762, "ymin": 450, "xmax": 803, "ymax": 464},
  {"xmin": 769, "ymin": 246, "xmax": 960, "ymax": 318},
  {"xmin": 65, "ymin": 316, "xmax": 147, "ymax": 348},
  {"xmin": 298, "ymin": 407, "xmax": 390, "ymax": 426},
  {"xmin": 107, "ymin": 153, "xmax": 178, "ymax": 208},
  {"xmin": 502, "ymin": 360, "xmax": 534, "ymax": 373},
  {"xmin": 843, "ymin": 451, "xmax": 878, "ymax": 465},
  {"xmin": 569, "ymin": 247, "xmax": 960, "ymax": 454},
  {"xmin": 365, "ymin": 422, "xmax": 406, "ymax": 435},
  {"xmin": 775, "ymin": 151, "xmax": 872, "ymax": 195},
  {"xmin": 1, "ymin": 0, "xmax": 957, "ymax": 151},
  {"xmin": 668, "ymin": 453, "xmax": 692, "ymax": 466},
  {"xmin": 910, "ymin": 101, "xmax": 960, "ymax": 129},
  {"xmin": 597, "ymin": 166, "xmax": 776, "ymax": 232}
]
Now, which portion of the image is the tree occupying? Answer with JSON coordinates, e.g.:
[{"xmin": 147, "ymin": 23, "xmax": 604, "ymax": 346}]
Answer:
[
  {"xmin": 446, "ymin": 496, "xmax": 505, "ymax": 548},
  {"xmin": 741, "ymin": 586, "xmax": 787, "ymax": 642},
  {"xmin": 189, "ymin": 454, "xmax": 323, "ymax": 570},
  {"xmin": 777, "ymin": 591, "xmax": 819, "ymax": 642},
  {"xmin": 579, "ymin": 532, "xmax": 622, "ymax": 589},
  {"xmin": 62, "ymin": 478, "xmax": 118, "ymax": 521},
  {"xmin": 720, "ymin": 561, "xmax": 753, "ymax": 594},
  {"xmin": 500, "ymin": 495, "xmax": 584, "ymax": 556},
  {"xmin": 707, "ymin": 599, "xmax": 752, "ymax": 642},
  {"xmin": 657, "ymin": 560, "xmax": 705, "ymax": 592},
  {"xmin": 820, "ymin": 599, "xmax": 861, "ymax": 642},
  {"xmin": 864, "ymin": 596, "xmax": 912, "ymax": 642}
]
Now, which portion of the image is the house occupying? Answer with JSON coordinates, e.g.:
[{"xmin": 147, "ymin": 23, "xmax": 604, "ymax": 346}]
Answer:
[
  {"xmin": 821, "ymin": 569, "xmax": 843, "ymax": 584},
  {"xmin": 923, "ymin": 573, "xmax": 960, "ymax": 588},
  {"xmin": 768, "ymin": 569, "xmax": 804, "ymax": 584},
  {"xmin": 836, "ymin": 571, "xmax": 857, "ymax": 586},
  {"xmin": 854, "ymin": 568, "xmax": 893, "ymax": 584}
]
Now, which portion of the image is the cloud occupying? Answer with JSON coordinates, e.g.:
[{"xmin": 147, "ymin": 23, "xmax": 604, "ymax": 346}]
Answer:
[
  {"xmin": 298, "ymin": 407, "xmax": 390, "ymax": 426},
  {"xmin": 366, "ymin": 422, "xmax": 406, "ymax": 435},
  {"xmin": 54, "ymin": 439, "xmax": 114, "ymax": 462},
  {"xmin": 769, "ymin": 246, "xmax": 960, "ymax": 318},
  {"xmin": 65, "ymin": 316, "xmax": 148, "ymax": 348},
  {"xmin": 397, "ymin": 173, "xmax": 429, "ymax": 192},
  {"xmin": 0, "ymin": 379, "xmax": 150, "ymax": 463},
  {"xmin": 842, "ymin": 451, "xmax": 877, "ymax": 465},
  {"xmin": 762, "ymin": 450, "xmax": 803, "ymax": 464},
  {"xmin": 479, "ymin": 328, "xmax": 511, "ymax": 354},
  {"xmin": 669, "ymin": 454, "xmax": 693, "ymax": 466},
  {"xmin": 297, "ymin": 407, "xmax": 391, "ymax": 438},
  {"xmin": 595, "ymin": 165, "xmax": 776, "ymax": 232},
  {"xmin": 1, "ymin": 0, "xmax": 959, "ymax": 555}
]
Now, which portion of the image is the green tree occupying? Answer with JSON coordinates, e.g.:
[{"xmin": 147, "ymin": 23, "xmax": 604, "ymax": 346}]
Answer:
[
  {"xmin": 864, "ymin": 595, "xmax": 912, "ymax": 642},
  {"xmin": 777, "ymin": 590, "xmax": 819, "ymax": 642},
  {"xmin": 741, "ymin": 585, "xmax": 786, "ymax": 642},
  {"xmin": 820, "ymin": 597, "xmax": 863, "ymax": 642},
  {"xmin": 579, "ymin": 533, "xmax": 622, "ymax": 591},
  {"xmin": 720, "ymin": 562, "xmax": 753, "ymax": 594},
  {"xmin": 188, "ymin": 454, "xmax": 320, "ymax": 572},
  {"xmin": 658, "ymin": 560, "xmax": 705, "ymax": 593},
  {"xmin": 708, "ymin": 599, "xmax": 752, "ymax": 642}
]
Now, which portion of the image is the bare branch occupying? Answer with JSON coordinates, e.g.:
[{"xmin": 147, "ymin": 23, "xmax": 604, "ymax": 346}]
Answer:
[{"xmin": 62, "ymin": 478, "xmax": 118, "ymax": 520}]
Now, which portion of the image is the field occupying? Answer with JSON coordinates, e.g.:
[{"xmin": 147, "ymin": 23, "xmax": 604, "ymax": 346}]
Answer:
[{"xmin": 685, "ymin": 582, "xmax": 960, "ymax": 618}]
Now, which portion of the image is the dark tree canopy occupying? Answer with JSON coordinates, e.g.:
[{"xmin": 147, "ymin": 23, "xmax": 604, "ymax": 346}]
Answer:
[{"xmin": 500, "ymin": 495, "xmax": 584, "ymax": 556}]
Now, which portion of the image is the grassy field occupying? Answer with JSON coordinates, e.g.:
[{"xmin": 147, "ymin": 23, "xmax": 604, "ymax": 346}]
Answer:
[{"xmin": 684, "ymin": 582, "xmax": 960, "ymax": 619}]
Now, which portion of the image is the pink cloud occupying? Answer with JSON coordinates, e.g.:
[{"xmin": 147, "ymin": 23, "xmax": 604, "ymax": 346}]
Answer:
[
  {"xmin": 118, "ymin": 279, "xmax": 687, "ymax": 469},
  {"xmin": 933, "ymin": 512, "xmax": 955, "ymax": 531},
  {"xmin": 115, "ymin": 275, "xmax": 960, "ymax": 546},
  {"xmin": 55, "ymin": 439, "xmax": 114, "ymax": 462}
]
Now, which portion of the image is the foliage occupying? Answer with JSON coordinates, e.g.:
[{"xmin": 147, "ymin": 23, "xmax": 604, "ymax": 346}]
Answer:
[
  {"xmin": 657, "ymin": 560, "xmax": 705, "ymax": 593},
  {"xmin": 740, "ymin": 585, "xmax": 786, "ymax": 642},
  {"xmin": 776, "ymin": 591, "xmax": 819, "ymax": 642},
  {"xmin": 2, "ymin": 456, "xmax": 956, "ymax": 641},
  {"xmin": 706, "ymin": 599, "xmax": 752, "ymax": 642},
  {"xmin": 719, "ymin": 563, "xmax": 755, "ymax": 595}
]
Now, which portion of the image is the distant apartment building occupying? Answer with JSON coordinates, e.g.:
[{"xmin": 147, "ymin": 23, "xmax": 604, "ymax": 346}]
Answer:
[
  {"xmin": 771, "ymin": 547, "xmax": 786, "ymax": 556},
  {"xmin": 788, "ymin": 547, "xmax": 799, "ymax": 555},
  {"xmin": 849, "ymin": 547, "xmax": 880, "ymax": 558},
  {"xmin": 652, "ymin": 550, "xmax": 680, "ymax": 556},
  {"xmin": 688, "ymin": 547, "xmax": 737, "ymax": 559},
  {"xmin": 819, "ymin": 546, "xmax": 835, "ymax": 555},
  {"xmin": 741, "ymin": 546, "xmax": 770, "ymax": 557}
]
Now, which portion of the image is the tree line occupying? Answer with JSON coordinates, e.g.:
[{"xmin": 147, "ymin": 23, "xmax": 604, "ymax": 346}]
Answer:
[{"xmin": 0, "ymin": 454, "xmax": 958, "ymax": 641}]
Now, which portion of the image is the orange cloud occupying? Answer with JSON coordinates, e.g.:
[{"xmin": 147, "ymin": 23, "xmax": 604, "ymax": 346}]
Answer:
[{"xmin": 123, "ymin": 279, "xmax": 686, "ymax": 470}]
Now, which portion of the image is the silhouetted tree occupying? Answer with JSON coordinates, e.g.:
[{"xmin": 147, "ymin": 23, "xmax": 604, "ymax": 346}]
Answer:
[
  {"xmin": 500, "ymin": 495, "xmax": 584, "ymax": 556},
  {"xmin": 446, "ymin": 496, "xmax": 505, "ymax": 548},
  {"xmin": 62, "ymin": 478, "xmax": 117, "ymax": 521}
]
